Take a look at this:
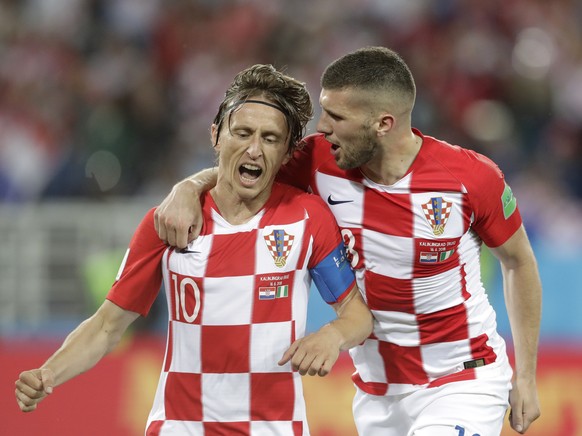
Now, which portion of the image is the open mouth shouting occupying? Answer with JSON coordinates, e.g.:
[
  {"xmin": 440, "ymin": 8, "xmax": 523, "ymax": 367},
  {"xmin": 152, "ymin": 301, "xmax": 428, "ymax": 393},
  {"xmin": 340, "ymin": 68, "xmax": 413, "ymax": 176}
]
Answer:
[{"xmin": 239, "ymin": 163, "xmax": 263, "ymax": 186}]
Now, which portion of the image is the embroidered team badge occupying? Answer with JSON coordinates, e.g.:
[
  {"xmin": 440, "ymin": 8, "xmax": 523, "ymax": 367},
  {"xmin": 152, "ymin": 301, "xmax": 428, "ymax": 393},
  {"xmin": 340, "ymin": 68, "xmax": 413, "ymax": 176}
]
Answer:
[
  {"xmin": 263, "ymin": 229, "xmax": 294, "ymax": 267},
  {"xmin": 422, "ymin": 197, "xmax": 452, "ymax": 236}
]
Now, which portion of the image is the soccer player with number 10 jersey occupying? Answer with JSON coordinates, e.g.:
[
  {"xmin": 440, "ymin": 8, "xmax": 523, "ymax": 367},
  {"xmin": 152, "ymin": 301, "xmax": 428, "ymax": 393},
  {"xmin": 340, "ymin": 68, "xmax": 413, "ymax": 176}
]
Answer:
[{"xmin": 15, "ymin": 64, "xmax": 373, "ymax": 436}]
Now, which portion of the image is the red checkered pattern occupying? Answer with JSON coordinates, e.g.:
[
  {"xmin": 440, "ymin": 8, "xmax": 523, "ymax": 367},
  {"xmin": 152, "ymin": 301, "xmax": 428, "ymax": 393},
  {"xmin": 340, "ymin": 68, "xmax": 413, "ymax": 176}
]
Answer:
[
  {"xmin": 282, "ymin": 131, "xmax": 523, "ymax": 396},
  {"xmin": 107, "ymin": 183, "xmax": 350, "ymax": 435}
]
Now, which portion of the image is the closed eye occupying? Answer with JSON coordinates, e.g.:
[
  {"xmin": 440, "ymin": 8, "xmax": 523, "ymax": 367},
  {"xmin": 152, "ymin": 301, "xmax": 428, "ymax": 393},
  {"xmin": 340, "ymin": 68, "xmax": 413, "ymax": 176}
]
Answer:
[
  {"xmin": 233, "ymin": 130, "xmax": 251, "ymax": 139},
  {"xmin": 328, "ymin": 112, "xmax": 343, "ymax": 121},
  {"xmin": 263, "ymin": 135, "xmax": 280, "ymax": 144}
]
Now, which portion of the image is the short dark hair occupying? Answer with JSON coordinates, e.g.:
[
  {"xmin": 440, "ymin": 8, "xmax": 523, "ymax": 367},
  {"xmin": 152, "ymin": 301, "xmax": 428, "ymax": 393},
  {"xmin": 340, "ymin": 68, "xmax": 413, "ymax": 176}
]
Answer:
[
  {"xmin": 321, "ymin": 46, "xmax": 416, "ymax": 100},
  {"xmin": 213, "ymin": 64, "xmax": 313, "ymax": 153}
]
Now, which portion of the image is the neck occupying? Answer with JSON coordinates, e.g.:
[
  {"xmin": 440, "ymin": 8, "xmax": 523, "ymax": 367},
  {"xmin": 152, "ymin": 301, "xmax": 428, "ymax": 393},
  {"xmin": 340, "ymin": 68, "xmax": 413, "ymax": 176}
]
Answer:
[
  {"xmin": 210, "ymin": 184, "xmax": 271, "ymax": 225},
  {"xmin": 361, "ymin": 131, "xmax": 422, "ymax": 186}
]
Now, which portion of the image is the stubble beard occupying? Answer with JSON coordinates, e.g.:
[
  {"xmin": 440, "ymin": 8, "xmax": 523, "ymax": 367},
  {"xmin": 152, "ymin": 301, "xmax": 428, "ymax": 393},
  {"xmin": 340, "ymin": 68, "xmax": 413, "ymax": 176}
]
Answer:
[{"xmin": 336, "ymin": 130, "xmax": 378, "ymax": 170}]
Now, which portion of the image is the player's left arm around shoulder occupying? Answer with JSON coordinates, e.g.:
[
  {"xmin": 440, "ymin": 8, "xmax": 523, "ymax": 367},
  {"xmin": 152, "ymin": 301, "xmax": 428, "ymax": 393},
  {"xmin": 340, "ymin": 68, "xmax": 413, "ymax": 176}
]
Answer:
[{"xmin": 488, "ymin": 225, "xmax": 542, "ymax": 432}]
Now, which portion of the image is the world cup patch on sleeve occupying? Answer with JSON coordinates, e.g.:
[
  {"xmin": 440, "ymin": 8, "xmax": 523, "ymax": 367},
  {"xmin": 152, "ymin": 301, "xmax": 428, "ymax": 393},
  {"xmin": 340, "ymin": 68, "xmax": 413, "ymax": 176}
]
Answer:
[{"xmin": 501, "ymin": 182, "xmax": 517, "ymax": 219}]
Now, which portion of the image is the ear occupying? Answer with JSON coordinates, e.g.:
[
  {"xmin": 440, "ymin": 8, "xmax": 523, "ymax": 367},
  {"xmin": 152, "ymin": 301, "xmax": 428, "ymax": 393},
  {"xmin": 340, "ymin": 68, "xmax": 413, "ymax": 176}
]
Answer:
[
  {"xmin": 211, "ymin": 124, "xmax": 220, "ymax": 150},
  {"xmin": 377, "ymin": 113, "xmax": 395, "ymax": 136},
  {"xmin": 282, "ymin": 153, "xmax": 292, "ymax": 166}
]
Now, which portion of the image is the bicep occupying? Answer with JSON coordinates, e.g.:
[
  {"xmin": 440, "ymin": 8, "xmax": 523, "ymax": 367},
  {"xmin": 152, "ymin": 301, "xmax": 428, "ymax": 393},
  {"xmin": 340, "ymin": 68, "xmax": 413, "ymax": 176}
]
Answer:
[{"xmin": 487, "ymin": 225, "xmax": 536, "ymax": 269}]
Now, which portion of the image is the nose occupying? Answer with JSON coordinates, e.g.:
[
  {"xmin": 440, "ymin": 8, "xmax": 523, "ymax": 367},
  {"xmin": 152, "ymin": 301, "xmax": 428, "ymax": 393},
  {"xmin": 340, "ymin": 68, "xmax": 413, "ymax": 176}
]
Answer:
[
  {"xmin": 316, "ymin": 113, "xmax": 331, "ymax": 134},
  {"xmin": 246, "ymin": 135, "xmax": 262, "ymax": 159}
]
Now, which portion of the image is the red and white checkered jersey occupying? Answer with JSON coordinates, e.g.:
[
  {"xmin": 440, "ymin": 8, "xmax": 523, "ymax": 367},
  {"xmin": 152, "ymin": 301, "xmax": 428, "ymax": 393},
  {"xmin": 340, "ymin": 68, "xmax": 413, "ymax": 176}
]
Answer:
[
  {"xmin": 279, "ymin": 130, "xmax": 522, "ymax": 396},
  {"xmin": 107, "ymin": 183, "xmax": 355, "ymax": 435}
]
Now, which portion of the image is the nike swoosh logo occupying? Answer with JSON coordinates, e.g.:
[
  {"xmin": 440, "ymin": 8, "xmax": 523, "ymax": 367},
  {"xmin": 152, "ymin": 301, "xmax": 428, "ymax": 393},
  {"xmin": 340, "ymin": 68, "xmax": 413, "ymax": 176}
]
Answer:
[
  {"xmin": 179, "ymin": 249, "xmax": 201, "ymax": 254},
  {"xmin": 327, "ymin": 195, "xmax": 354, "ymax": 205}
]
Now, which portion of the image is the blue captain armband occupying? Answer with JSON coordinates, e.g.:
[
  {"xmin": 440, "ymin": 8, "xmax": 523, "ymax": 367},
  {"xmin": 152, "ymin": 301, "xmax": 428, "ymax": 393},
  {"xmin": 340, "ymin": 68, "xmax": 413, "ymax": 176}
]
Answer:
[{"xmin": 310, "ymin": 242, "xmax": 355, "ymax": 303}]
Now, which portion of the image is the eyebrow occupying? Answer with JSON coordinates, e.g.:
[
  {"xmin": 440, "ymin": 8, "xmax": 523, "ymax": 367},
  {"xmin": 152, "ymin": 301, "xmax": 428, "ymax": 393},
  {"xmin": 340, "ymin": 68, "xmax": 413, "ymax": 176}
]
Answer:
[{"xmin": 322, "ymin": 105, "xmax": 344, "ymax": 119}]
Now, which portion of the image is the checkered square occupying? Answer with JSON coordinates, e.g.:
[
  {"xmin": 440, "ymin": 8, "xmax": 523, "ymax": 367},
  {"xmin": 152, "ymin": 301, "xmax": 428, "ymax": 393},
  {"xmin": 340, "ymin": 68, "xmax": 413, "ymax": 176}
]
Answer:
[
  {"xmin": 250, "ymin": 321, "xmax": 293, "ymax": 372},
  {"xmin": 250, "ymin": 373, "xmax": 296, "ymax": 421},
  {"xmin": 349, "ymin": 338, "xmax": 387, "ymax": 384},
  {"xmin": 205, "ymin": 231, "xmax": 257, "ymax": 277},
  {"xmin": 420, "ymin": 339, "xmax": 472, "ymax": 380},
  {"xmin": 412, "ymin": 267, "xmax": 467, "ymax": 314},
  {"xmin": 362, "ymin": 228, "xmax": 414, "ymax": 280},
  {"xmin": 146, "ymin": 420, "xmax": 205, "ymax": 435},
  {"xmin": 202, "ymin": 373, "xmax": 250, "ymax": 422},
  {"xmin": 364, "ymin": 270, "xmax": 415, "ymax": 313},
  {"xmin": 201, "ymin": 325, "xmax": 250, "ymax": 373},
  {"xmin": 364, "ymin": 187, "xmax": 413, "ymax": 237},
  {"xmin": 201, "ymin": 275, "xmax": 253, "ymax": 325},
  {"xmin": 417, "ymin": 302, "xmax": 469, "ymax": 344},
  {"xmin": 371, "ymin": 310, "xmax": 420, "ymax": 346},
  {"xmin": 378, "ymin": 341, "xmax": 429, "ymax": 385},
  {"xmin": 164, "ymin": 372, "xmax": 202, "ymax": 421},
  {"xmin": 168, "ymin": 322, "xmax": 201, "ymax": 373}
]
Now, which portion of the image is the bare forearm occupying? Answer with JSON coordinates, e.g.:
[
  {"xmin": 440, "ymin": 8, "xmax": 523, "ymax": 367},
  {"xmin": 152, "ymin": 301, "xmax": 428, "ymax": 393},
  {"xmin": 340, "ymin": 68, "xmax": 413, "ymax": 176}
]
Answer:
[
  {"xmin": 41, "ymin": 301, "xmax": 137, "ymax": 387},
  {"xmin": 41, "ymin": 314, "xmax": 124, "ymax": 386},
  {"xmin": 490, "ymin": 226, "xmax": 542, "ymax": 380},
  {"xmin": 181, "ymin": 167, "xmax": 218, "ymax": 195},
  {"xmin": 502, "ymin": 259, "xmax": 542, "ymax": 380},
  {"xmin": 328, "ymin": 289, "xmax": 373, "ymax": 350},
  {"xmin": 278, "ymin": 287, "xmax": 372, "ymax": 376}
]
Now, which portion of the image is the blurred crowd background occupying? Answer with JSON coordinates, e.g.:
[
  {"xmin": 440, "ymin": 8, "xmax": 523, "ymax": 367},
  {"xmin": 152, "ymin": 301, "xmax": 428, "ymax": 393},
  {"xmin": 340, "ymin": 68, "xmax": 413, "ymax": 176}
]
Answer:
[
  {"xmin": 3, "ymin": 0, "xmax": 582, "ymax": 333},
  {"xmin": 2, "ymin": 0, "xmax": 582, "ymax": 242},
  {"xmin": 2, "ymin": 0, "xmax": 582, "ymax": 435}
]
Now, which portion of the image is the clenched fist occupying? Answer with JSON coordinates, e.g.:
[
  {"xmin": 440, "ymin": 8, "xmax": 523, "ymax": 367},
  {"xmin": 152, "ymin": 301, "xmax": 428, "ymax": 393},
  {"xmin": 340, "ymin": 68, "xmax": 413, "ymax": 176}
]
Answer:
[{"xmin": 15, "ymin": 368, "xmax": 55, "ymax": 412}]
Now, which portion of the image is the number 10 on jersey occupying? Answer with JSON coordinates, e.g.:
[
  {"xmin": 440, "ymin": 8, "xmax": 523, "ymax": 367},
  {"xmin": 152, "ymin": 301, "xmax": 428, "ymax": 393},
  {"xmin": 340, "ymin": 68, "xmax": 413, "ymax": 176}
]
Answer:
[{"xmin": 171, "ymin": 273, "xmax": 202, "ymax": 323}]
